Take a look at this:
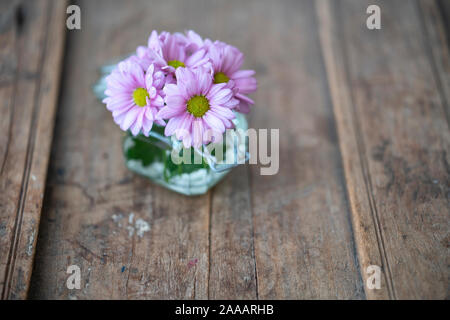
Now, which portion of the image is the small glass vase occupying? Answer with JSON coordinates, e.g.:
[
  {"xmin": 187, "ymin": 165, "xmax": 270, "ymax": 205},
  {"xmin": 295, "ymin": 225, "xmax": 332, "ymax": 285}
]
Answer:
[{"xmin": 94, "ymin": 61, "xmax": 249, "ymax": 195}]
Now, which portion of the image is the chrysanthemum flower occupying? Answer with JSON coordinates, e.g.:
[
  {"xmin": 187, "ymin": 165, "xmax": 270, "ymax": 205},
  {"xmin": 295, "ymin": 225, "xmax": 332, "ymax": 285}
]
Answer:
[
  {"xmin": 103, "ymin": 61, "xmax": 165, "ymax": 136},
  {"xmin": 208, "ymin": 43, "xmax": 257, "ymax": 113},
  {"xmin": 181, "ymin": 30, "xmax": 213, "ymax": 54},
  {"xmin": 138, "ymin": 31, "xmax": 210, "ymax": 77},
  {"xmin": 157, "ymin": 68, "xmax": 239, "ymax": 148}
]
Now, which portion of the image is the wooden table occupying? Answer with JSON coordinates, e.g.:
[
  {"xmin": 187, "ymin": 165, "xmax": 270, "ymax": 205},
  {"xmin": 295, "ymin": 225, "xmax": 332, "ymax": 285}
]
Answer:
[{"xmin": 0, "ymin": 0, "xmax": 448, "ymax": 300}]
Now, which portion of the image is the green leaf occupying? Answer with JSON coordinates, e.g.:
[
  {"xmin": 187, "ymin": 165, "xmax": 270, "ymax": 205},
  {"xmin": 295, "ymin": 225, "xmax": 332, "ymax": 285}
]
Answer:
[{"xmin": 124, "ymin": 127, "xmax": 210, "ymax": 182}]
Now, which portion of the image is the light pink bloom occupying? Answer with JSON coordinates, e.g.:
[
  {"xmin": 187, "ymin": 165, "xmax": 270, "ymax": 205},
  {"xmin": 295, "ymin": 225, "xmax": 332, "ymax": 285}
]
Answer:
[
  {"xmin": 133, "ymin": 31, "xmax": 170, "ymax": 71},
  {"xmin": 181, "ymin": 30, "xmax": 213, "ymax": 54},
  {"xmin": 208, "ymin": 43, "xmax": 257, "ymax": 113},
  {"xmin": 157, "ymin": 68, "xmax": 239, "ymax": 148},
  {"xmin": 137, "ymin": 31, "xmax": 210, "ymax": 78},
  {"xmin": 103, "ymin": 61, "xmax": 165, "ymax": 136}
]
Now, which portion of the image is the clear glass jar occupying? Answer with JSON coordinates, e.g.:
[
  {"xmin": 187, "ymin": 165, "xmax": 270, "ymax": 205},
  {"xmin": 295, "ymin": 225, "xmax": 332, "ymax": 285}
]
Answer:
[{"xmin": 122, "ymin": 113, "xmax": 248, "ymax": 195}]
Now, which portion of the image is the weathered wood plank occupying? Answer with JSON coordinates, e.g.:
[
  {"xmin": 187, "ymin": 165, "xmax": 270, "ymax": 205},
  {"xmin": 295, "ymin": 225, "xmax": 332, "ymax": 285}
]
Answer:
[
  {"xmin": 316, "ymin": 0, "xmax": 391, "ymax": 300},
  {"xmin": 419, "ymin": 0, "xmax": 450, "ymax": 122},
  {"xmin": 247, "ymin": 0, "xmax": 365, "ymax": 299},
  {"xmin": 0, "ymin": 0, "xmax": 67, "ymax": 299},
  {"xmin": 29, "ymin": 0, "xmax": 212, "ymax": 300},
  {"xmin": 30, "ymin": 0, "xmax": 366, "ymax": 299},
  {"xmin": 318, "ymin": 0, "xmax": 449, "ymax": 299},
  {"xmin": 209, "ymin": 166, "xmax": 257, "ymax": 299}
]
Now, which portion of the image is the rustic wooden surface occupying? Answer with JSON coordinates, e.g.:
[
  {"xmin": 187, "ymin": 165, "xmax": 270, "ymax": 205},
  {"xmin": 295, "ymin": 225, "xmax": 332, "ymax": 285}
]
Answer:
[
  {"xmin": 317, "ymin": 0, "xmax": 449, "ymax": 299},
  {"xmin": 0, "ymin": 0, "xmax": 67, "ymax": 299},
  {"xmin": 0, "ymin": 0, "xmax": 446, "ymax": 300}
]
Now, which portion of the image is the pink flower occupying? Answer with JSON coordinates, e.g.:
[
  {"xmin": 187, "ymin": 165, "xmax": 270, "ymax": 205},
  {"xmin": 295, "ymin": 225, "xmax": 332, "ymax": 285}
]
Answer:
[
  {"xmin": 138, "ymin": 31, "xmax": 210, "ymax": 77},
  {"xmin": 208, "ymin": 43, "xmax": 257, "ymax": 113},
  {"xmin": 102, "ymin": 30, "xmax": 257, "ymax": 146},
  {"xmin": 103, "ymin": 61, "xmax": 165, "ymax": 136},
  {"xmin": 181, "ymin": 30, "xmax": 213, "ymax": 54},
  {"xmin": 157, "ymin": 68, "xmax": 239, "ymax": 148}
]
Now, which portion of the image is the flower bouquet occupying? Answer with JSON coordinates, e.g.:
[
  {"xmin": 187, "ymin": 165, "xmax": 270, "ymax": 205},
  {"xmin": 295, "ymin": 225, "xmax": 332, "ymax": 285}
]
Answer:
[{"xmin": 94, "ymin": 31, "xmax": 257, "ymax": 195}]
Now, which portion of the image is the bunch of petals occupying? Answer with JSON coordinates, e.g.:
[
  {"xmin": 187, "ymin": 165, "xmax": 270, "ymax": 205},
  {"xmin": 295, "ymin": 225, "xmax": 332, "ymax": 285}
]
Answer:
[{"xmin": 103, "ymin": 30, "xmax": 257, "ymax": 148}]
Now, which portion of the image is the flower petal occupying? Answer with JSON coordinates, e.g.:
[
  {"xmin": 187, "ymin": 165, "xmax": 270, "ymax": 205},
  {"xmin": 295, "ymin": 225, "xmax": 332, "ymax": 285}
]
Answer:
[
  {"xmin": 157, "ymin": 105, "xmax": 185, "ymax": 119},
  {"xmin": 130, "ymin": 109, "xmax": 144, "ymax": 136},
  {"xmin": 192, "ymin": 118, "xmax": 204, "ymax": 148},
  {"xmin": 120, "ymin": 107, "xmax": 141, "ymax": 131},
  {"xmin": 203, "ymin": 112, "xmax": 225, "ymax": 133},
  {"xmin": 234, "ymin": 77, "xmax": 257, "ymax": 93},
  {"xmin": 210, "ymin": 105, "xmax": 235, "ymax": 119},
  {"xmin": 208, "ymin": 88, "xmax": 233, "ymax": 105},
  {"xmin": 165, "ymin": 115, "xmax": 186, "ymax": 136},
  {"xmin": 230, "ymin": 69, "xmax": 255, "ymax": 79}
]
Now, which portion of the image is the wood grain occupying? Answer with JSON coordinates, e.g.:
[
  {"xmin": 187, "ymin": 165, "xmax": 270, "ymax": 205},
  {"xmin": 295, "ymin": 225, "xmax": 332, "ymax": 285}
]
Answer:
[
  {"xmin": 29, "ymin": 0, "xmax": 212, "ymax": 300},
  {"xmin": 317, "ymin": 0, "xmax": 449, "ymax": 299},
  {"xmin": 29, "ymin": 0, "xmax": 364, "ymax": 299},
  {"xmin": 27, "ymin": 0, "xmax": 449, "ymax": 300},
  {"xmin": 209, "ymin": 166, "xmax": 257, "ymax": 299},
  {"xmin": 247, "ymin": 0, "xmax": 364, "ymax": 299},
  {"xmin": 0, "ymin": 0, "xmax": 67, "ymax": 299}
]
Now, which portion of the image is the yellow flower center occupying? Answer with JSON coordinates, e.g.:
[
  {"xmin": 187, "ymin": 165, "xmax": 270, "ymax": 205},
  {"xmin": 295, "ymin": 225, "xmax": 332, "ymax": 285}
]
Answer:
[
  {"xmin": 167, "ymin": 60, "xmax": 186, "ymax": 69},
  {"xmin": 213, "ymin": 72, "xmax": 230, "ymax": 84},
  {"xmin": 187, "ymin": 95, "xmax": 210, "ymax": 118},
  {"xmin": 132, "ymin": 88, "xmax": 149, "ymax": 107}
]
